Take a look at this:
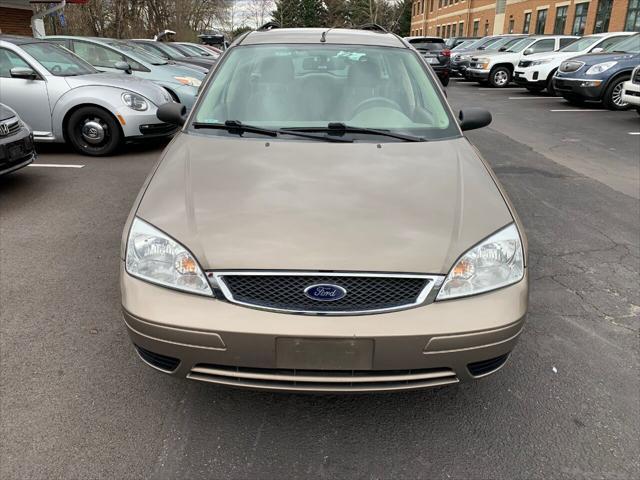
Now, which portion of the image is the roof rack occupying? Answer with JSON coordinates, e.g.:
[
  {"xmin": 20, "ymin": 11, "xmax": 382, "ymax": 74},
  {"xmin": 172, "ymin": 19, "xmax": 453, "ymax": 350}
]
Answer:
[
  {"xmin": 257, "ymin": 21, "xmax": 281, "ymax": 32},
  {"xmin": 358, "ymin": 23, "xmax": 388, "ymax": 33}
]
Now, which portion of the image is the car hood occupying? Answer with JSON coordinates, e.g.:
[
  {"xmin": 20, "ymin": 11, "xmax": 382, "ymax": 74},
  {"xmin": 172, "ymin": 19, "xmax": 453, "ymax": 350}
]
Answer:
[
  {"xmin": 135, "ymin": 134, "xmax": 513, "ymax": 274},
  {"xmin": 64, "ymin": 73, "xmax": 173, "ymax": 106},
  {"xmin": 155, "ymin": 62, "xmax": 206, "ymax": 79},
  {"xmin": 0, "ymin": 103, "xmax": 16, "ymax": 121},
  {"xmin": 563, "ymin": 51, "xmax": 639, "ymax": 66}
]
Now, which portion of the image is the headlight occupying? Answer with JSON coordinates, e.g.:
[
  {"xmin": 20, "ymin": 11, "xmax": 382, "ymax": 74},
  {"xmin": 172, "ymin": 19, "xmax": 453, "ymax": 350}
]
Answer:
[
  {"xmin": 436, "ymin": 224, "xmax": 524, "ymax": 301},
  {"xmin": 586, "ymin": 61, "xmax": 617, "ymax": 75},
  {"xmin": 476, "ymin": 57, "xmax": 490, "ymax": 64},
  {"xmin": 174, "ymin": 76, "xmax": 202, "ymax": 87},
  {"xmin": 460, "ymin": 55, "xmax": 470, "ymax": 61},
  {"xmin": 121, "ymin": 92, "xmax": 148, "ymax": 111},
  {"xmin": 125, "ymin": 217, "xmax": 212, "ymax": 296},
  {"xmin": 530, "ymin": 59, "xmax": 551, "ymax": 66}
]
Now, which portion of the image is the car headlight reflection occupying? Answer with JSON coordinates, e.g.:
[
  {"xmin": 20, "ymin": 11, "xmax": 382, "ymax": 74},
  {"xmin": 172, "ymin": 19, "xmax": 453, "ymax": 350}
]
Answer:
[
  {"xmin": 125, "ymin": 217, "xmax": 213, "ymax": 296},
  {"xmin": 586, "ymin": 61, "xmax": 617, "ymax": 75},
  {"xmin": 174, "ymin": 76, "xmax": 202, "ymax": 87},
  {"xmin": 436, "ymin": 224, "xmax": 524, "ymax": 301},
  {"xmin": 121, "ymin": 92, "xmax": 149, "ymax": 111}
]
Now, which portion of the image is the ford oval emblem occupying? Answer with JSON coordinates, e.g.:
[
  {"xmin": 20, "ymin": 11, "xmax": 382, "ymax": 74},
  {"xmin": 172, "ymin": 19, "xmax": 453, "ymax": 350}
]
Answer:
[{"xmin": 304, "ymin": 284, "xmax": 347, "ymax": 302}]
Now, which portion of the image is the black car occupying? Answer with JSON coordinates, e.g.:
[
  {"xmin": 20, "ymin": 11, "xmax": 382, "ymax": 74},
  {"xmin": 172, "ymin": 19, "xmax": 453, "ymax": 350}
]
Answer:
[
  {"xmin": 553, "ymin": 34, "xmax": 640, "ymax": 110},
  {"xmin": 405, "ymin": 37, "xmax": 451, "ymax": 86},
  {"xmin": 0, "ymin": 103, "xmax": 35, "ymax": 176}
]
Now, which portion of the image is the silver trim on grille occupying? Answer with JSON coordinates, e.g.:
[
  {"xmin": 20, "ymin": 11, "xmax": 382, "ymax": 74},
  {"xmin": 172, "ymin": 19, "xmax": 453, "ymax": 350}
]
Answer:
[
  {"xmin": 209, "ymin": 271, "xmax": 445, "ymax": 316},
  {"xmin": 0, "ymin": 118, "xmax": 20, "ymax": 137}
]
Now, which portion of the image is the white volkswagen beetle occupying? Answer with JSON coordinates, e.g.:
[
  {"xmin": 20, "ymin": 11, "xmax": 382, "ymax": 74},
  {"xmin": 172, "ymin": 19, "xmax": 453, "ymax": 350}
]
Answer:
[{"xmin": 0, "ymin": 35, "xmax": 177, "ymax": 156}]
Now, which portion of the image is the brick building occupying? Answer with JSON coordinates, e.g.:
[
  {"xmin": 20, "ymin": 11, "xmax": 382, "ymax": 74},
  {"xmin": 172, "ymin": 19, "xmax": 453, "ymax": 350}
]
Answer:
[
  {"xmin": 0, "ymin": 1, "xmax": 34, "ymax": 36},
  {"xmin": 410, "ymin": 0, "xmax": 640, "ymax": 37}
]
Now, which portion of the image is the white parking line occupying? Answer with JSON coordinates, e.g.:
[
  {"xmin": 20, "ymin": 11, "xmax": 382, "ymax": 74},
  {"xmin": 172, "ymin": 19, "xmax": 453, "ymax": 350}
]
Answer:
[
  {"xmin": 550, "ymin": 109, "xmax": 604, "ymax": 112},
  {"xmin": 28, "ymin": 164, "xmax": 85, "ymax": 168},
  {"xmin": 629, "ymin": 132, "xmax": 640, "ymax": 136},
  {"xmin": 508, "ymin": 96, "xmax": 554, "ymax": 100}
]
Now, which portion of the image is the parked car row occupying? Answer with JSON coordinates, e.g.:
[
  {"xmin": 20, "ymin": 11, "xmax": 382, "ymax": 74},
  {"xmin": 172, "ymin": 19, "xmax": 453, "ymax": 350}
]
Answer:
[
  {"xmin": 0, "ymin": 34, "xmax": 220, "ymax": 161},
  {"xmin": 420, "ymin": 32, "xmax": 639, "ymax": 112}
]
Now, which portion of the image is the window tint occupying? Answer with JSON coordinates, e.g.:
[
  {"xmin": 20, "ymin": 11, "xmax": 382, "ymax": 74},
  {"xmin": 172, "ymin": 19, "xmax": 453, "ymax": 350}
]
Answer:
[
  {"xmin": 73, "ymin": 40, "xmax": 125, "ymax": 68},
  {"xmin": 559, "ymin": 37, "xmax": 576, "ymax": 48},
  {"xmin": 0, "ymin": 48, "xmax": 30, "ymax": 78},
  {"xmin": 529, "ymin": 38, "xmax": 555, "ymax": 53},
  {"xmin": 407, "ymin": 39, "xmax": 445, "ymax": 51}
]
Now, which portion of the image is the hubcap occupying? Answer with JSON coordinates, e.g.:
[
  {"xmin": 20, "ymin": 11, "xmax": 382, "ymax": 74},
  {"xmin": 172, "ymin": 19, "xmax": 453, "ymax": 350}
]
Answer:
[
  {"xmin": 494, "ymin": 70, "xmax": 508, "ymax": 86},
  {"xmin": 81, "ymin": 119, "xmax": 106, "ymax": 144},
  {"xmin": 612, "ymin": 82, "xmax": 627, "ymax": 107}
]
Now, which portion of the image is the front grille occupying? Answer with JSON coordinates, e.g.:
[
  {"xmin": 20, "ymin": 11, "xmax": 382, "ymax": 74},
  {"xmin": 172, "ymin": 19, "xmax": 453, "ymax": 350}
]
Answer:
[
  {"xmin": 0, "ymin": 119, "xmax": 21, "ymax": 137},
  {"xmin": 138, "ymin": 122, "xmax": 178, "ymax": 136},
  {"xmin": 559, "ymin": 60, "xmax": 584, "ymax": 73},
  {"xmin": 467, "ymin": 353, "xmax": 509, "ymax": 377},
  {"xmin": 518, "ymin": 60, "xmax": 532, "ymax": 68},
  {"xmin": 135, "ymin": 345, "xmax": 180, "ymax": 372},
  {"xmin": 189, "ymin": 363, "xmax": 459, "ymax": 392},
  {"xmin": 214, "ymin": 273, "xmax": 436, "ymax": 314}
]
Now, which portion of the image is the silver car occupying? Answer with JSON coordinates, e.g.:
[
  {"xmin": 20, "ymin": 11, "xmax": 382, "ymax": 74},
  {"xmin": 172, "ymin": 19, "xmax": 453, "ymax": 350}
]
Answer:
[{"xmin": 0, "ymin": 35, "xmax": 176, "ymax": 156}]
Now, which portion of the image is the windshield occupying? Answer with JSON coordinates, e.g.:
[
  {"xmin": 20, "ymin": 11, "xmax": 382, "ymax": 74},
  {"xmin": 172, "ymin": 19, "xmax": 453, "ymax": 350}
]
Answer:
[
  {"xmin": 486, "ymin": 37, "xmax": 521, "ymax": 51},
  {"xmin": 106, "ymin": 41, "xmax": 168, "ymax": 65},
  {"xmin": 157, "ymin": 42, "xmax": 189, "ymax": 58},
  {"xmin": 178, "ymin": 44, "xmax": 211, "ymax": 56},
  {"xmin": 605, "ymin": 34, "xmax": 640, "ymax": 53},
  {"xmin": 560, "ymin": 36, "xmax": 601, "ymax": 52},
  {"xmin": 407, "ymin": 38, "xmax": 445, "ymax": 51},
  {"xmin": 452, "ymin": 40, "xmax": 475, "ymax": 51},
  {"xmin": 193, "ymin": 44, "xmax": 457, "ymax": 141},
  {"xmin": 505, "ymin": 38, "xmax": 534, "ymax": 52},
  {"xmin": 21, "ymin": 42, "xmax": 97, "ymax": 76}
]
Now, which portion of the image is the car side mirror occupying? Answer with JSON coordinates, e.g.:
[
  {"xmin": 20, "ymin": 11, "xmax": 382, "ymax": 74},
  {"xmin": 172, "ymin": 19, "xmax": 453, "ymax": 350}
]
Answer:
[
  {"xmin": 523, "ymin": 48, "xmax": 534, "ymax": 56},
  {"xmin": 499, "ymin": 47, "xmax": 507, "ymax": 52},
  {"xmin": 458, "ymin": 108, "xmax": 492, "ymax": 131},
  {"xmin": 114, "ymin": 61, "xmax": 132, "ymax": 74},
  {"xmin": 10, "ymin": 67, "xmax": 37, "ymax": 80},
  {"xmin": 157, "ymin": 102, "xmax": 187, "ymax": 126},
  {"xmin": 591, "ymin": 47, "xmax": 604, "ymax": 53}
]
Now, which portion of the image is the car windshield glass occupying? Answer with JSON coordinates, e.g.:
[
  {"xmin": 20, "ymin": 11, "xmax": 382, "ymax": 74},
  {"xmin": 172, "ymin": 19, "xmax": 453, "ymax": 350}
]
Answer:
[
  {"xmin": 21, "ymin": 42, "xmax": 98, "ymax": 76},
  {"xmin": 179, "ymin": 44, "xmax": 211, "ymax": 56},
  {"xmin": 605, "ymin": 34, "xmax": 640, "ymax": 53},
  {"xmin": 151, "ymin": 42, "xmax": 188, "ymax": 58},
  {"xmin": 407, "ymin": 39, "xmax": 445, "ymax": 51},
  {"xmin": 560, "ymin": 36, "xmax": 601, "ymax": 52},
  {"xmin": 193, "ymin": 44, "xmax": 458, "ymax": 141},
  {"xmin": 452, "ymin": 40, "xmax": 475, "ymax": 50},
  {"xmin": 106, "ymin": 41, "xmax": 168, "ymax": 65},
  {"xmin": 505, "ymin": 38, "xmax": 534, "ymax": 52},
  {"xmin": 486, "ymin": 37, "xmax": 519, "ymax": 51}
]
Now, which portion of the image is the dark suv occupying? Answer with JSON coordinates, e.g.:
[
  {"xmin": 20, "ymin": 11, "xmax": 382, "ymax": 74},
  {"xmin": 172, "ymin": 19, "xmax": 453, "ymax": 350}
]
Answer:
[
  {"xmin": 0, "ymin": 103, "xmax": 35, "ymax": 176},
  {"xmin": 405, "ymin": 37, "xmax": 451, "ymax": 86},
  {"xmin": 553, "ymin": 34, "xmax": 640, "ymax": 110}
]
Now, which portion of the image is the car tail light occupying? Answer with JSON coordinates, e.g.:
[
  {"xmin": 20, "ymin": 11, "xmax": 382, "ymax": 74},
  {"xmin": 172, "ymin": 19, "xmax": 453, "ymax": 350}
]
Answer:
[{"xmin": 441, "ymin": 49, "xmax": 451, "ymax": 57}]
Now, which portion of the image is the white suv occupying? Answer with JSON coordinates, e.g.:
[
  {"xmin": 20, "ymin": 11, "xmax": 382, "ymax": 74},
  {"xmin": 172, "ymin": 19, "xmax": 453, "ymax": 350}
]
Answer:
[
  {"xmin": 622, "ymin": 65, "xmax": 640, "ymax": 114},
  {"xmin": 514, "ymin": 32, "xmax": 636, "ymax": 94},
  {"xmin": 466, "ymin": 35, "xmax": 578, "ymax": 88}
]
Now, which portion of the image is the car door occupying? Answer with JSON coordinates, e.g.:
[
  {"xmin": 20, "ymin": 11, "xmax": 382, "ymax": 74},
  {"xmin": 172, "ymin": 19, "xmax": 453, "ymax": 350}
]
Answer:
[{"xmin": 0, "ymin": 47, "xmax": 52, "ymax": 136}]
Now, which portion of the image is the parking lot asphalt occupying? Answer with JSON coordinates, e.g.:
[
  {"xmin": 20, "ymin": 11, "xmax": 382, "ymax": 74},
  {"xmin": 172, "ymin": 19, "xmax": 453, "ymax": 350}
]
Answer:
[{"xmin": 1, "ymin": 81, "xmax": 639, "ymax": 480}]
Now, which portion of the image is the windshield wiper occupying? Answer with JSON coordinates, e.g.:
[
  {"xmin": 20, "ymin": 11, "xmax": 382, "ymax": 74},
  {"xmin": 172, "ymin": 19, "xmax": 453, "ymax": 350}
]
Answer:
[
  {"xmin": 284, "ymin": 123, "xmax": 426, "ymax": 142},
  {"xmin": 192, "ymin": 120, "xmax": 353, "ymax": 142}
]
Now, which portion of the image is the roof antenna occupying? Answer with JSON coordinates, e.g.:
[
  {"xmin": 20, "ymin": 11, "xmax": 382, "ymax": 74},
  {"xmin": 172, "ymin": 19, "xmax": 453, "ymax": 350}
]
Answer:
[{"xmin": 320, "ymin": 28, "xmax": 334, "ymax": 43}]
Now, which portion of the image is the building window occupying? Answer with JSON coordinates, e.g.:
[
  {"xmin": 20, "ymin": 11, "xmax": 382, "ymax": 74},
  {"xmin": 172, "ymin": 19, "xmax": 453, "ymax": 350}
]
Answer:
[
  {"xmin": 437, "ymin": 26, "xmax": 441, "ymax": 36},
  {"xmin": 452, "ymin": 23, "xmax": 457, "ymax": 36},
  {"xmin": 508, "ymin": 18, "xmax": 515, "ymax": 33},
  {"xmin": 535, "ymin": 9, "xmax": 548, "ymax": 34},
  {"xmin": 459, "ymin": 21, "xmax": 464, "ymax": 35},
  {"xmin": 572, "ymin": 3, "xmax": 589, "ymax": 35},
  {"xmin": 554, "ymin": 6, "xmax": 568, "ymax": 34},
  {"xmin": 484, "ymin": 20, "xmax": 489, "ymax": 35},
  {"xmin": 446, "ymin": 24, "xmax": 451, "ymax": 37},
  {"xmin": 439, "ymin": 0, "xmax": 442, "ymax": 8},
  {"xmin": 473, "ymin": 20, "xmax": 479, "ymax": 36},
  {"xmin": 430, "ymin": 0, "xmax": 434, "ymax": 12},
  {"xmin": 523, "ymin": 12, "xmax": 531, "ymax": 33},
  {"xmin": 626, "ymin": 0, "xmax": 640, "ymax": 31},
  {"xmin": 594, "ymin": 0, "xmax": 613, "ymax": 33}
]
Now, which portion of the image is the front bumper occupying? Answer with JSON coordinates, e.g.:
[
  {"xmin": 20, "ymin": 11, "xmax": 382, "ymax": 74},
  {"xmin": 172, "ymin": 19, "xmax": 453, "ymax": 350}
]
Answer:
[
  {"xmin": 0, "ymin": 128, "xmax": 36, "ymax": 176},
  {"xmin": 121, "ymin": 268, "xmax": 528, "ymax": 392},
  {"xmin": 465, "ymin": 68, "xmax": 490, "ymax": 81},
  {"xmin": 115, "ymin": 107, "xmax": 177, "ymax": 140},
  {"xmin": 513, "ymin": 70, "xmax": 546, "ymax": 87},
  {"xmin": 622, "ymin": 80, "xmax": 640, "ymax": 107},
  {"xmin": 553, "ymin": 76, "xmax": 604, "ymax": 100}
]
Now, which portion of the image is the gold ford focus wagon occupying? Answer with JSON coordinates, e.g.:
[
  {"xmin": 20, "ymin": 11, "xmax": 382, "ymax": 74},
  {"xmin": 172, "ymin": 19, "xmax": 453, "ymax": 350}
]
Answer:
[{"xmin": 120, "ymin": 27, "xmax": 528, "ymax": 393}]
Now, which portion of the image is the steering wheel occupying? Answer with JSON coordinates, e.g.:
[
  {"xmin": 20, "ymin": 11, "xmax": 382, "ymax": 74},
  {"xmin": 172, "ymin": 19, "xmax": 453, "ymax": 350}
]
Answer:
[
  {"xmin": 50, "ymin": 64, "xmax": 62, "ymax": 74},
  {"xmin": 351, "ymin": 97, "xmax": 402, "ymax": 117}
]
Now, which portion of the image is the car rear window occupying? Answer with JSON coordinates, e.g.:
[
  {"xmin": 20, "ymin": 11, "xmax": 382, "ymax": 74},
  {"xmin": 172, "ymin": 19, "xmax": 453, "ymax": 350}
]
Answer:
[{"xmin": 407, "ymin": 38, "xmax": 446, "ymax": 51}]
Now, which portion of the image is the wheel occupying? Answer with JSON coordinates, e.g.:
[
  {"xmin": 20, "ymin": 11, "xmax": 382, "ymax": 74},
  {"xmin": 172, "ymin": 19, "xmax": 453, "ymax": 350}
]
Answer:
[
  {"xmin": 563, "ymin": 94, "xmax": 586, "ymax": 106},
  {"xmin": 440, "ymin": 76, "xmax": 450, "ymax": 87},
  {"xmin": 603, "ymin": 76, "xmax": 630, "ymax": 111},
  {"xmin": 489, "ymin": 66, "xmax": 511, "ymax": 88},
  {"xmin": 66, "ymin": 106, "xmax": 122, "ymax": 156},
  {"xmin": 546, "ymin": 70, "xmax": 557, "ymax": 96},
  {"xmin": 526, "ymin": 86, "xmax": 544, "ymax": 94}
]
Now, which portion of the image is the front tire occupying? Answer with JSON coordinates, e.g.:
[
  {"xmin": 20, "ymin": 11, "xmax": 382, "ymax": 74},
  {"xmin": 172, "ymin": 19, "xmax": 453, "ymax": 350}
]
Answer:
[
  {"xmin": 489, "ymin": 66, "xmax": 511, "ymax": 88},
  {"xmin": 546, "ymin": 70, "xmax": 557, "ymax": 96},
  {"xmin": 66, "ymin": 106, "xmax": 123, "ymax": 156},
  {"xmin": 603, "ymin": 76, "xmax": 630, "ymax": 111}
]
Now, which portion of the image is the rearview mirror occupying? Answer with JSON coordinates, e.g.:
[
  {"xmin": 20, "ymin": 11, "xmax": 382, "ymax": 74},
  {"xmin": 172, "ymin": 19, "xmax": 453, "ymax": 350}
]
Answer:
[
  {"xmin": 458, "ymin": 108, "xmax": 492, "ymax": 131},
  {"xmin": 10, "ymin": 67, "xmax": 37, "ymax": 80},
  {"xmin": 114, "ymin": 61, "xmax": 132, "ymax": 74},
  {"xmin": 157, "ymin": 102, "xmax": 187, "ymax": 126},
  {"xmin": 523, "ymin": 48, "xmax": 534, "ymax": 56},
  {"xmin": 591, "ymin": 47, "xmax": 604, "ymax": 53}
]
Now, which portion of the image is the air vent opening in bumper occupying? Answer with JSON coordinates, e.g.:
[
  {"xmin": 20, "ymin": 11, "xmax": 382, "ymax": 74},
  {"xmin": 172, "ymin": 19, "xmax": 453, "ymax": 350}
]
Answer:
[
  {"xmin": 135, "ymin": 345, "xmax": 180, "ymax": 372},
  {"xmin": 467, "ymin": 353, "xmax": 510, "ymax": 377}
]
